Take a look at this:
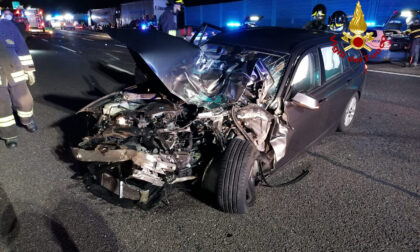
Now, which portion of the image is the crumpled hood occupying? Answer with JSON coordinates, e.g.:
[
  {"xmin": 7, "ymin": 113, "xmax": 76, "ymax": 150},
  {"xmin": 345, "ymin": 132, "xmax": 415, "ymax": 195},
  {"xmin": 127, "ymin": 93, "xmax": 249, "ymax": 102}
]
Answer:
[
  {"xmin": 108, "ymin": 29, "xmax": 248, "ymax": 109},
  {"xmin": 108, "ymin": 29, "xmax": 200, "ymax": 95}
]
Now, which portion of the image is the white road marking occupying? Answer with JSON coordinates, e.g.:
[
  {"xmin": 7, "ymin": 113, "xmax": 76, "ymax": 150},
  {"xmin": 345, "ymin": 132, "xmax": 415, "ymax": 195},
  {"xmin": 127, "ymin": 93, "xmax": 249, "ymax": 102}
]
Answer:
[
  {"xmin": 58, "ymin": 29, "xmax": 111, "ymax": 39},
  {"xmin": 86, "ymin": 33, "xmax": 110, "ymax": 39},
  {"xmin": 105, "ymin": 53, "xmax": 120, "ymax": 61},
  {"xmin": 115, "ymin": 44, "xmax": 127, "ymax": 48},
  {"xmin": 368, "ymin": 69, "xmax": 420, "ymax": 78},
  {"xmin": 106, "ymin": 64, "xmax": 134, "ymax": 75},
  {"xmin": 59, "ymin": 45, "xmax": 77, "ymax": 53},
  {"xmin": 41, "ymin": 39, "xmax": 48, "ymax": 42},
  {"xmin": 81, "ymin": 38, "xmax": 94, "ymax": 42}
]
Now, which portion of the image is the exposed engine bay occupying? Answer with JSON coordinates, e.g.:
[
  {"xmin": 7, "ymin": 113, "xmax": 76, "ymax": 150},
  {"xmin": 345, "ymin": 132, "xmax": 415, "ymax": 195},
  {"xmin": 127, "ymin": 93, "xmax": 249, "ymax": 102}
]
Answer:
[{"xmin": 72, "ymin": 36, "xmax": 290, "ymax": 207}]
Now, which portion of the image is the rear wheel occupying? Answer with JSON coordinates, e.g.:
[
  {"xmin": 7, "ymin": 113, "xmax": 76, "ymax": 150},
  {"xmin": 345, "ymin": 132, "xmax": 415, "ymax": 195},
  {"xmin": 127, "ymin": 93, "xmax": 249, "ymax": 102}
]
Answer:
[
  {"xmin": 338, "ymin": 93, "xmax": 359, "ymax": 132},
  {"xmin": 217, "ymin": 138, "xmax": 259, "ymax": 214}
]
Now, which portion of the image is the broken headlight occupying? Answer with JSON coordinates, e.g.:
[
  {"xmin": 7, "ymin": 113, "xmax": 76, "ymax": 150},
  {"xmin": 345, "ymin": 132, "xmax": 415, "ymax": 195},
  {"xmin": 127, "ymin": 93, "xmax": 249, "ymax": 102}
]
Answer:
[{"xmin": 115, "ymin": 115, "xmax": 134, "ymax": 127}]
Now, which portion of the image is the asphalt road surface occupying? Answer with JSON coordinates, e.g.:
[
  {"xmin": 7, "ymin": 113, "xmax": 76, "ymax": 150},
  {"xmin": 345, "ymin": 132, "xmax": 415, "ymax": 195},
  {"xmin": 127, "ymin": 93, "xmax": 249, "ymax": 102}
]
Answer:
[{"xmin": 0, "ymin": 30, "xmax": 419, "ymax": 251}]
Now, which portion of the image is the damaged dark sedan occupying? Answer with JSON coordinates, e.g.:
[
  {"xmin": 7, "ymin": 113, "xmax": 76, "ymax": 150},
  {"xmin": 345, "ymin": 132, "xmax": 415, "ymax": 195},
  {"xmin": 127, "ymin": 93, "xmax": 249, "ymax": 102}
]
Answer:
[{"xmin": 72, "ymin": 27, "xmax": 366, "ymax": 214}]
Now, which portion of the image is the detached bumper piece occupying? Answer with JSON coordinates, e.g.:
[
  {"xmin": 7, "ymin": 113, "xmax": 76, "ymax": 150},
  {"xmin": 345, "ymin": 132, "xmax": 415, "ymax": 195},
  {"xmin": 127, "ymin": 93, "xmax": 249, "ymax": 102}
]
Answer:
[
  {"xmin": 72, "ymin": 148, "xmax": 177, "ymax": 187},
  {"xmin": 100, "ymin": 173, "xmax": 158, "ymax": 204}
]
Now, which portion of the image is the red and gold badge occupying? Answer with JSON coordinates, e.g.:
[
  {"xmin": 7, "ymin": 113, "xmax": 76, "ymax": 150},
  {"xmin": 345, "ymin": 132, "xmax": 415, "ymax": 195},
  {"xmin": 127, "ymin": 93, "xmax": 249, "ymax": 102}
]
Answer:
[{"xmin": 342, "ymin": 1, "xmax": 375, "ymax": 51}]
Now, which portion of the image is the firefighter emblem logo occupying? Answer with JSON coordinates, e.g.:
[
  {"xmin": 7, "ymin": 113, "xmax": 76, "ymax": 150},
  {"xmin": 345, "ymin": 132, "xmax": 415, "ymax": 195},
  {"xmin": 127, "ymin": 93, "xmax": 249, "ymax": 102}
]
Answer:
[
  {"xmin": 342, "ymin": 1, "xmax": 374, "ymax": 51},
  {"xmin": 5, "ymin": 39, "xmax": 15, "ymax": 45}
]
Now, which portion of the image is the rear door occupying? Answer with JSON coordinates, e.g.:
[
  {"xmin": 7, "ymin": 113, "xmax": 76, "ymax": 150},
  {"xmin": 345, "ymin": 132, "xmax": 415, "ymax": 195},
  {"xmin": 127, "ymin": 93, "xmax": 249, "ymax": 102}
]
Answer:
[{"xmin": 318, "ymin": 44, "xmax": 357, "ymax": 127}]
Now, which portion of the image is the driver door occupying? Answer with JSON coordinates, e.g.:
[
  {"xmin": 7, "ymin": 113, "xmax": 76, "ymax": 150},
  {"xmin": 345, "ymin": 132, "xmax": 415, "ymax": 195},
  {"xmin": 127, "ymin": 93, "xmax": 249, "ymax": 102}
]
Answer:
[{"xmin": 280, "ymin": 49, "xmax": 330, "ymax": 164}]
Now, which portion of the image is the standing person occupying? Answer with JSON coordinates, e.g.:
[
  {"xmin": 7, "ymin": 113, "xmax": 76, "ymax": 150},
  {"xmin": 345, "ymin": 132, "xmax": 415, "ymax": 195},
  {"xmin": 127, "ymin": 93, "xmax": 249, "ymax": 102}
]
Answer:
[
  {"xmin": 1, "ymin": 8, "xmax": 27, "ymax": 38},
  {"xmin": 0, "ymin": 15, "xmax": 37, "ymax": 148},
  {"xmin": 304, "ymin": 4, "xmax": 328, "ymax": 31},
  {"xmin": 328, "ymin": 11, "xmax": 348, "ymax": 33},
  {"xmin": 158, "ymin": 0, "xmax": 183, "ymax": 36},
  {"xmin": 407, "ymin": 18, "xmax": 420, "ymax": 67}
]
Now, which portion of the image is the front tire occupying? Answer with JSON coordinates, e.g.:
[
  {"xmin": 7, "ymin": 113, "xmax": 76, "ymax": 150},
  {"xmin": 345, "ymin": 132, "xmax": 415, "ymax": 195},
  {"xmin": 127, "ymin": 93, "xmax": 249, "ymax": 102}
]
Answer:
[
  {"xmin": 338, "ymin": 93, "xmax": 359, "ymax": 132},
  {"xmin": 217, "ymin": 138, "xmax": 259, "ymax": 214}
]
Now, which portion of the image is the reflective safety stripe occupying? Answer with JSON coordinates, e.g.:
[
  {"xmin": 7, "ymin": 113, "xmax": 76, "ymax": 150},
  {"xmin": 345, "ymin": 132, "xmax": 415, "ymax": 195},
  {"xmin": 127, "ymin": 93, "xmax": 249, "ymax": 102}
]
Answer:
[
  {"xmin": 0, "ymin": 115, "xmax": 15, "ymax": 123},
  {"xmin": 18, "ymin": 55, "xmax": 32, "ymax": 61},
  {"xmin": 13, "ymin": 75, "xmax": 28, "ymax": 83},
  {"xmin": 0, "ymin": 115, "xmax": 16, "ymax": 127},
  {"xmin": 410, "ymin": 29, "xmax": 420, "ymax": 34},
  {"xmin": 21, "ymin": 59, "xmax": 34, "ymax": 66},
  {"xmin": 11, "ymin": 71, "xmax": 25, "ymax": 78},
  {"xmin": 17, "ymin": 109, "xmax": 33, "ymax": 118},
  {"xmin": 3, "ymin": 136, "xmax": 18, "ymax": 140},
  {"xmin": 168, "ymin": 30, "xmax": 177, "ymax": 36},
  {"xmin": 0, "ymin": 120, "xmax": 16, "ymax": 127},
  {"xmin": 11, "ymin": 71, "xmax": 28, "ymax": 83}
]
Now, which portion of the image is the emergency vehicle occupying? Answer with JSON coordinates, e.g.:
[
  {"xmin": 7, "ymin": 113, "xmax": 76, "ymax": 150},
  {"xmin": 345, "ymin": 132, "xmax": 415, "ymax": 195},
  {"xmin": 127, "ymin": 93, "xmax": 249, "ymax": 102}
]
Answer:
[
  {"xmin": 12, "ymin": 7, "xmax": 30, "ymax": 32},
  {"xmin": 365, "ymin": 9, "xmax": 420, "ymax": 62},
  {"xmin": 25, "ymin": 8, "xmax": 51, "ymax": 35}
]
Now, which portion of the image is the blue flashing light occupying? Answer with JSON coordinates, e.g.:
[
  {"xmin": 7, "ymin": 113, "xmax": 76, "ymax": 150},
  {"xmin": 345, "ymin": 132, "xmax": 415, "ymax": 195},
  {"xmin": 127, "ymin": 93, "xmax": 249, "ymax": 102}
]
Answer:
[
  {"xmin": 366, "ymin": 21, "xmax": 376, "ymax": 27},
  {"xmin": 226, "ymin": 21, "xmax": 241, "ymax": 28},
  {"xmin": 141, "ymin": 24, "xmax": 147, "ymax": 30}
]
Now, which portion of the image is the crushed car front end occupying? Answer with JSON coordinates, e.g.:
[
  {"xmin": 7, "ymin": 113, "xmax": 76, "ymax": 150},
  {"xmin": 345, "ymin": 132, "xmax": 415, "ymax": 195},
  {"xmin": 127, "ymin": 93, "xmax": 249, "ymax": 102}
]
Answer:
[{"xmin": 73, "ymin": 29, "xmax": 291, "ymax": 210}]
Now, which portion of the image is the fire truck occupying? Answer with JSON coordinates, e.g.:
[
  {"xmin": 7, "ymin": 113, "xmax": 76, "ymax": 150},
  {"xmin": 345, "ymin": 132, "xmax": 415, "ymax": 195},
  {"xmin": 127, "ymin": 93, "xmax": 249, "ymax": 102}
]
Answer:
[{"xmin": 25, "ymin": 8, "xmax": 52, "ymax": 36}]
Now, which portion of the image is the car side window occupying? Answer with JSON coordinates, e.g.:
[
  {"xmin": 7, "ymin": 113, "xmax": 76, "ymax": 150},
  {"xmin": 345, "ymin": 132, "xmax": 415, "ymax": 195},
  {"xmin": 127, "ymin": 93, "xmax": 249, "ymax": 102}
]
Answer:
[
  {"xmin": 320, "ymin": 46, "xmax": 342, "ymax": 81},
  {"xmin": 261, "ymin": 54, "xmax": 288, "ymax": 97},
  {"xmin": 290, "ymin": 52, "xmax": 320, "ymax": 97}
]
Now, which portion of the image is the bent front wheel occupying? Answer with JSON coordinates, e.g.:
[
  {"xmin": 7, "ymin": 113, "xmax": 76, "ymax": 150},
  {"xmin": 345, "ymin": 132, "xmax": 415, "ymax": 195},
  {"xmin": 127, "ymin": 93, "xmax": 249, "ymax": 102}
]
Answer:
[{"xmin": 217, "ymin": 138, "xmax": 259, "ymax": 214}]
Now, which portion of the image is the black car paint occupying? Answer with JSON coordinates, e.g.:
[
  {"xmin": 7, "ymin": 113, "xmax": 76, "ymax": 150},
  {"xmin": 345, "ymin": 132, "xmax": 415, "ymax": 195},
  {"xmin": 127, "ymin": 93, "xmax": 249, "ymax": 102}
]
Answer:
[{"xmin": 273, "ymin": 37, "xmax": 365, "ymax": 169}]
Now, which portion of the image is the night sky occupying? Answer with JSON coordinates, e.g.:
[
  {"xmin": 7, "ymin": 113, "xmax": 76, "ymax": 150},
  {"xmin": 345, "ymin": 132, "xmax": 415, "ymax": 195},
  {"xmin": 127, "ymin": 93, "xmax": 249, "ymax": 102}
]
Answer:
[{"xmin": 0, "ymin": 0, "xmax": 238, "ymax": 13}]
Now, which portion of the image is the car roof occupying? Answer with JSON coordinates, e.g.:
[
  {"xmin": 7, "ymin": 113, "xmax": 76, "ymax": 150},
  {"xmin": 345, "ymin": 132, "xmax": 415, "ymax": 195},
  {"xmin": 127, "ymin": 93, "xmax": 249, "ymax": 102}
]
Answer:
[{"xmin": 207, "ymin": 27, "xmax": 332, "ymax": 54}]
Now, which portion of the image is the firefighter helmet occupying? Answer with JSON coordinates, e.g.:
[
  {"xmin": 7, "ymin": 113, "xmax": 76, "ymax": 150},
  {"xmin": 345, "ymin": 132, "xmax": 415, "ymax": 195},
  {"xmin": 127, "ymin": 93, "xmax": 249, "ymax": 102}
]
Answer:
[
  {"xmin": 328, "ymin": 11, "xmax": 348, "ymax": 32},
  {"xmin": 312, "ymin": 4, "xmax": 327, "ymax": 22},
  {"xmin": 167, "ymin": 0, "xmax": 184, "ymax": 5}
]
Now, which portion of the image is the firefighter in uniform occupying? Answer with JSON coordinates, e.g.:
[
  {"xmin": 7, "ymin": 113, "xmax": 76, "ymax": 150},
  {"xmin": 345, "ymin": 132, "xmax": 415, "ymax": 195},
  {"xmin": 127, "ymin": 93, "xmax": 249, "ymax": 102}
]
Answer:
[
  {"xmin": 0, "ymin": 13, "xmax": 37, "ymax": 148},
  {"xmin": 158, "ymin": 0, "xmax": 183, "ymax": 36},
  {"xmin": 304, "ymin": 4, "xmax": 328, "ymax": 31},
  {"xmin": 328, "ymin": 11, "xmax": 348, "ymax": 33},
  {"xmin": 407, "ymin": 18, "xmax": 420, "ymax": 67}
]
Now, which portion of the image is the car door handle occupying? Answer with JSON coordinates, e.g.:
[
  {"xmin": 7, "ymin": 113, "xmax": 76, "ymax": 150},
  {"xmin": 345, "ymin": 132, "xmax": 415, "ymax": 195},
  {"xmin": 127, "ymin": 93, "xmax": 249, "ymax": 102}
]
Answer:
[{"xmin": 319, "ymin": 97, "xmax": 328, "ymax": 103}]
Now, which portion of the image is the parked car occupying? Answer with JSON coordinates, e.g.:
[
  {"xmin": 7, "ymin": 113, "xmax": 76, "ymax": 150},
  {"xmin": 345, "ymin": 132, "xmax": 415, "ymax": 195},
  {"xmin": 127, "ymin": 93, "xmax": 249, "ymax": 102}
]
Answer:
[
  {"xmin": 72, "ymin": 27, "xmax": 366, "ymax": 214},
  {"xmin": 75, "ymin": 23, "xmax": 85, "ymax": 30},
  {"xmin": 61, "ymin": 21, "xmax": 75, "ymax": 30}
]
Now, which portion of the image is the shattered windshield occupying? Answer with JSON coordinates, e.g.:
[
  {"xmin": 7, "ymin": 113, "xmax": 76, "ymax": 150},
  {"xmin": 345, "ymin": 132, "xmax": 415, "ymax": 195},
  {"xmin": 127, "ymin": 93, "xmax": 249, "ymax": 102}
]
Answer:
[
  {"xmin": 170, "ymin": 44, "xmax": 289, "ymax": 109},
  {"xmin": 190, "ymin": 26, "xmax": 223, "ymax": 46}
]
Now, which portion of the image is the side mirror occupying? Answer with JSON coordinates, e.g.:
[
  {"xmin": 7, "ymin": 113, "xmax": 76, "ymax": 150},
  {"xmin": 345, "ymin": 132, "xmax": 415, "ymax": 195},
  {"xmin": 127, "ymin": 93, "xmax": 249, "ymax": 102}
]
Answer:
[{"xmin": 292, "ymin": 92, "xmax": 320, "ymax": 110}]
